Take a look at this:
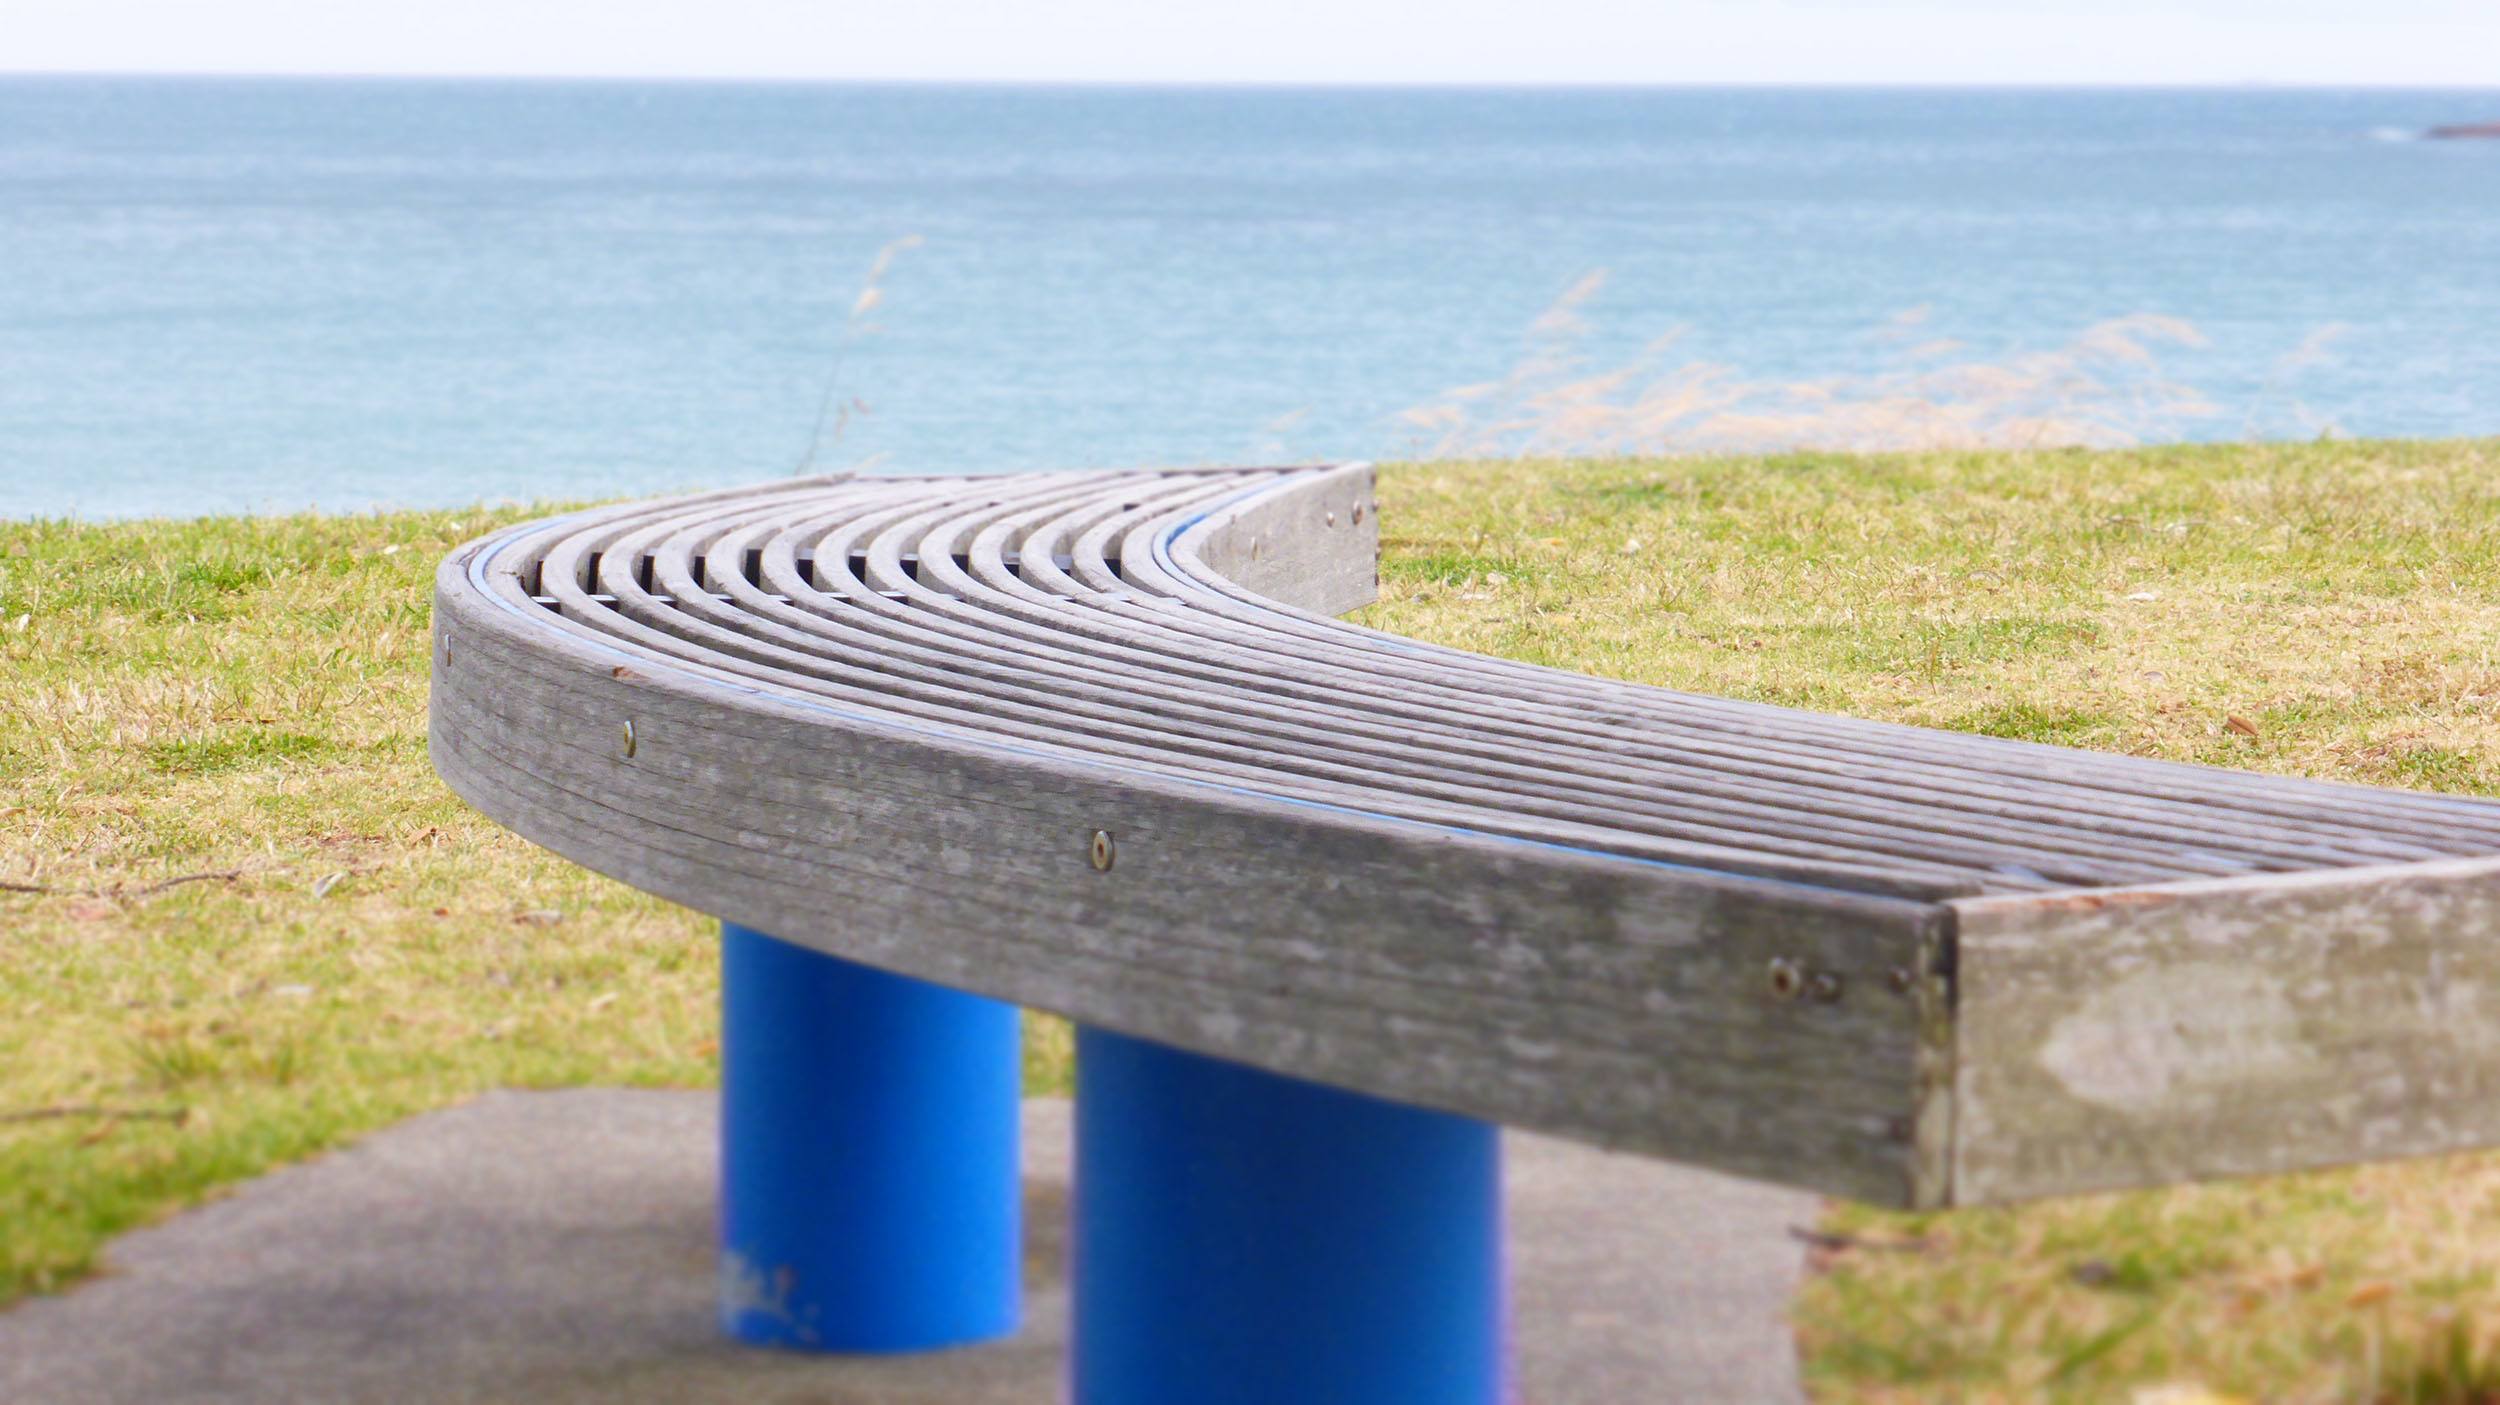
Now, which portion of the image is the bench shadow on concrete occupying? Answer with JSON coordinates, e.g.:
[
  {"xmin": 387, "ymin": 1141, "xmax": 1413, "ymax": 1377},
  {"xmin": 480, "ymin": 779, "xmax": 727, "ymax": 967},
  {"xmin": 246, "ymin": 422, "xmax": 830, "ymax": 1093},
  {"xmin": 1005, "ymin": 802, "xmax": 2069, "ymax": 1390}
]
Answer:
[{"xmin": 0, "ymin": 1090, "xmax": 1813, "ymax": 1404}]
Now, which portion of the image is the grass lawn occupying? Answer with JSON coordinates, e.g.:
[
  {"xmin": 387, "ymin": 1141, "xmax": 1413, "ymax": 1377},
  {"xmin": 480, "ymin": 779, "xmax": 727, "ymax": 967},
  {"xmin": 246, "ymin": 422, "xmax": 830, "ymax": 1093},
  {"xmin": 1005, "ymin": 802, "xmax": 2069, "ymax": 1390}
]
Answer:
[{"xmin": 7, "ymin": 438, "xmax": 2500, "ymax": 1399}]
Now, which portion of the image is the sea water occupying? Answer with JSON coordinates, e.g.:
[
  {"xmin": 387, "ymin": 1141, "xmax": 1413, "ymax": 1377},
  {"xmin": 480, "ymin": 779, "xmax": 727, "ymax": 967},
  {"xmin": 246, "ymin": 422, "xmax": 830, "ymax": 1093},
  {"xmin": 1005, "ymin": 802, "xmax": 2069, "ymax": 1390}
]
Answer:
[{"xmin": 2, "ymin": 78, "xmax": 2496, "ymax": 519}]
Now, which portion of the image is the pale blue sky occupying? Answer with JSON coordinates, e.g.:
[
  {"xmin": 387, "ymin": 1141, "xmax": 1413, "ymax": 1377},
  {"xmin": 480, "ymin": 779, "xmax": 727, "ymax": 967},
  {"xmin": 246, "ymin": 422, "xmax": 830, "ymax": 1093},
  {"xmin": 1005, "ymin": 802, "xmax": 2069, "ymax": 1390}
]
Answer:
[{"xmin": 5, "ymin": 0, "xmax": 2496, "ymax": 86}]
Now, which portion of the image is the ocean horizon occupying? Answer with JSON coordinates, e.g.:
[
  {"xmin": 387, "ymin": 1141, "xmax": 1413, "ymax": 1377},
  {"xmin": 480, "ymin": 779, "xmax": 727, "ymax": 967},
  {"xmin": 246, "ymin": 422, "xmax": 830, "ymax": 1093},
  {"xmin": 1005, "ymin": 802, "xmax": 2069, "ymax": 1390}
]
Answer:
[{"xmin": 4, "ymin": 75, "xmax": 2497, "ymax": 519}]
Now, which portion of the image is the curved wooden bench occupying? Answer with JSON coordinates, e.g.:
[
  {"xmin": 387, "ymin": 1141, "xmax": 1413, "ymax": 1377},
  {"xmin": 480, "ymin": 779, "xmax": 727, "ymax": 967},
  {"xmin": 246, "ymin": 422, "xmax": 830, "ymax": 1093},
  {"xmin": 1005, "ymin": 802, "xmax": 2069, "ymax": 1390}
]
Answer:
[{"xmin": 431, "ymin": 463, "xmax": 2500, "ymax": 1392}]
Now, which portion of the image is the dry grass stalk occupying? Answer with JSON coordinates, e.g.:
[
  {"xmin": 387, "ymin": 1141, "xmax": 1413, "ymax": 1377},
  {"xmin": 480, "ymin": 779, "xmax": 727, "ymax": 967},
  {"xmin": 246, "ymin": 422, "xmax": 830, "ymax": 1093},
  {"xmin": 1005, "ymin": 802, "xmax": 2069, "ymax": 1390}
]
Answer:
[{"xmin": 1400, "ymin": 274, "xmax": 2239, "ymax": 458}]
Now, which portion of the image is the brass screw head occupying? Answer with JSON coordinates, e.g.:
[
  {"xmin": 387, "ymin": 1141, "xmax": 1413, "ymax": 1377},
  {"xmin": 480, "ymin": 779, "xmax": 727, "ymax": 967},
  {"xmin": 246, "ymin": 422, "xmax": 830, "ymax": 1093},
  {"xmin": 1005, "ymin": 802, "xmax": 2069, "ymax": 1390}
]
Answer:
[
  {"xmin": 622, "ymin": 719, "xmax": 638, "ymax": 758},
  {"xmin": 1089, "ymin": 830, "xmax": 1115, "ymax": 872}
]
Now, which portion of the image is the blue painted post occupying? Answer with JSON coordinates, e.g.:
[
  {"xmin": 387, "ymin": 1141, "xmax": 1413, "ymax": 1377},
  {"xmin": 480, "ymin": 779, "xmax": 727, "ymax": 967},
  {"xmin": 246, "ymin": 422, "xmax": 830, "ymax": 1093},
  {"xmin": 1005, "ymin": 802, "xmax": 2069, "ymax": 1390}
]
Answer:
[
  {"xmin": 1072, "ymin": 1026, "xmax": 1506, "ymax": 1405},
  {"xmin": 717, "ymin": 922, "xmax": 1022, "ymax": 1352}
]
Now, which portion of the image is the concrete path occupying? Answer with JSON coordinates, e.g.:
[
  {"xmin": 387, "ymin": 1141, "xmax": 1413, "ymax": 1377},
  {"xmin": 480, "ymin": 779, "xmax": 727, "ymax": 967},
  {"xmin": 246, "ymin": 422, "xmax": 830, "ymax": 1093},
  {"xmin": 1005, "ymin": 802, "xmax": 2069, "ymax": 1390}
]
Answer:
[{"xmin": 0, "ymin": 1091, "xmax": 1815, "ymax": 1403}]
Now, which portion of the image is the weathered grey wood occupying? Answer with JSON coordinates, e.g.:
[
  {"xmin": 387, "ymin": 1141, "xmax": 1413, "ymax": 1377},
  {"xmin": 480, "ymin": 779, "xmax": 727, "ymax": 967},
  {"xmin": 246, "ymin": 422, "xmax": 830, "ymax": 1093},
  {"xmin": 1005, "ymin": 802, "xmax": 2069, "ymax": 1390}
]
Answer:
[
  {"xmin": 1153, "ymin": 461, "xmax": 1379, "ymax": 617},
  {"xmin": 427, "ymin": 464, "xmax": 2500, "ymax": 1207},
  {"xmin": 1947, "ymin": 857, "xmax": 2500, "ymax": 1204},
  {"xmin": 535, "ymin": 494, "xmax": 1988, "ymax": 896},
  {"xmin": 431, "ymin": 582, "xmax": 1939, "ymax": 1204}
]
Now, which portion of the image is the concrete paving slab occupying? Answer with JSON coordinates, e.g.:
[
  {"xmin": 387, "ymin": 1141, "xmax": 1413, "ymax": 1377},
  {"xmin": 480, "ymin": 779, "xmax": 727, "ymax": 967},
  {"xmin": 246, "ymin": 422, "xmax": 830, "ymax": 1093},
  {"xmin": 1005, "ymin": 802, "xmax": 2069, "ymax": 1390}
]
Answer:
[{"xmin": 0, "ymin": 1091, "xmax": 1814, "ymax": 1403}]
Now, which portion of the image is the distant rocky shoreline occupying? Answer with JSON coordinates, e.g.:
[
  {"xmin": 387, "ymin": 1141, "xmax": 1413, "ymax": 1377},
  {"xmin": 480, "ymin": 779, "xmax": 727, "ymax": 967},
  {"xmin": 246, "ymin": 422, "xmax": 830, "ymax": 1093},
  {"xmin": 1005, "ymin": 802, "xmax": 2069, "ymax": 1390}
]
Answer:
[{"xmin": 2427, "ymin": 122, "xmax": 2500, "ymax": 140}]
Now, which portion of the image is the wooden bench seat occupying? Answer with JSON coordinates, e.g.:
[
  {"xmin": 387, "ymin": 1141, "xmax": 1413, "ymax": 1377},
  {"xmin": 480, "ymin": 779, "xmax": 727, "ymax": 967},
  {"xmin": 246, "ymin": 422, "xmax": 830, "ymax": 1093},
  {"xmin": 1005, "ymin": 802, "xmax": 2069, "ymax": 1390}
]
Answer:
[{"xmin": 431, "ymin": 462, "xmax": 2500, "ymax": 1212}]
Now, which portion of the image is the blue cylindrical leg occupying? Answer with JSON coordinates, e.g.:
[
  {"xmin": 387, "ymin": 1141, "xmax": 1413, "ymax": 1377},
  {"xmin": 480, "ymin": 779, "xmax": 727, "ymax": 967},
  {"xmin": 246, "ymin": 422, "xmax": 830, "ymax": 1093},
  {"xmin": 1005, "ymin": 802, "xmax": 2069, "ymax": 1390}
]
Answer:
[
  {"xmin": 1072, "ymin": 1026, "xmax": 1505, "ymax": 1405},
  {"xmin": 718, "ymin": 923, "xmax": 1021, "ymax": 1352}
]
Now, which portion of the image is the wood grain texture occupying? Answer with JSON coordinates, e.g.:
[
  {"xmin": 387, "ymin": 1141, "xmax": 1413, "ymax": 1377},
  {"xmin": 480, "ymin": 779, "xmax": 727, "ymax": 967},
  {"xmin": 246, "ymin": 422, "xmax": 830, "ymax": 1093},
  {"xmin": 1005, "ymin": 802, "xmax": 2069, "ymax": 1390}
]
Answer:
[
  {"xmin": 432, "ymin": 580, "xmax": 1938, "ymax": 1203},
  {"xmin": 1949, "ymin": 857, "xmax": 2500, "ymax": 1203},
  {"xmin": 427, "ymin": 464, "xmax": 2500, "ymax": 1206},
  {"xmin": 1175, "ymin": 462, "xmax": 1380, "ymax": 617}
]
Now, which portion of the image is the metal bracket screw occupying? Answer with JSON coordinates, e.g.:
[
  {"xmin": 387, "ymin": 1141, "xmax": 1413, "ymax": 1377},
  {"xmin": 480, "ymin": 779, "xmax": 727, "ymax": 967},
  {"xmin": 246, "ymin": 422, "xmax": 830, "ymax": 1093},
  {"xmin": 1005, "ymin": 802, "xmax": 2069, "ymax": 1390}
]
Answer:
[
  {"xmin": 1769, "ymin": 958, "xmax": 1845, "ymax": 1004},
  {"xmin": 1089, "ymin": 829, "xmax": 1115, "ymax": 872},
  {"xmin": 1766, "ymin": 957, "xmax": 1804, "ymax": 1000}
]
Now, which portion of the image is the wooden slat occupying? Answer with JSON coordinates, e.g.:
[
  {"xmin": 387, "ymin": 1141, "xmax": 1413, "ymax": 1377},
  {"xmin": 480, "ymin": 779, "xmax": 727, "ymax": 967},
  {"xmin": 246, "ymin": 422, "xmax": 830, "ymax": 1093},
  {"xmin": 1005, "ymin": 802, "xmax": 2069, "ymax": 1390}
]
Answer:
[
  {"xmin": 426, "ymin": 464, "xmax": 2500, "ymax": 1206},
  {"xmin": 1948, "ymin": 857, "xmax": 2500, "ymax": 1204},
  {"xmin": 430, "ymin": 579, "xmax": 1942, "ymax": 1203}
]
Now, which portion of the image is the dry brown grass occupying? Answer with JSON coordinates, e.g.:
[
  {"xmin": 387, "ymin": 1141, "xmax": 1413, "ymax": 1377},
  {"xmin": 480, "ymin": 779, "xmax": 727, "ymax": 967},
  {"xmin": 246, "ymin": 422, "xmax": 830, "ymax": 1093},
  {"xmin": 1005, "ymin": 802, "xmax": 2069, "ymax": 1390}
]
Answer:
[{"xmin": 1397, "ymin": 274, "xmax": 2281, "ymax": 460}]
